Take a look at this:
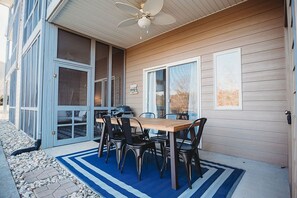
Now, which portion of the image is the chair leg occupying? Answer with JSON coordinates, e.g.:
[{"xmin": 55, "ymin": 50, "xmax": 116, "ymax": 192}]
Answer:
[
  {"xmin": 160, "ymin": 142, "xmax": 164, "ymax": 159},
  {"xmin": 160, "ymin": 149, "xmax": 168, "ymax": 178},
  {"xmin": 120, "ymin": 147, "xmax": 128, "ymax": 173},
  {"xmin": 137, "ymin": 155, "xmax": 142, "ymax": 181},
  {"xmin": 105, "ymin": 141, "xmax": 111, "ymax": 163},
  {"xmin": 153, "ymin": 146, "xmax": 160, "ymax": 171},
  {"xmin": 117, "ymin": 144, "xmax": 125, "ymax": 170},
  {"xmin": 135, "ymin": 149, "xmax": 145, "ymax": 181},
  {"xmin": 115, "ymin": 142, "xmax": 123, "ymax": 169},
  {"xmin": 180, "ymin": 153, "xmax": 192, "ymax": 189},
  {"xmin": 194, "ymin": 150, "xmax": 203, "ymax": 178}
]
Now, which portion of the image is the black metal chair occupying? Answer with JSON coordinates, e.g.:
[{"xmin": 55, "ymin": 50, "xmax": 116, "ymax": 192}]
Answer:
[
  {"xmin": 150, "ymin": 113, "xmax": 189, "ymax": 157},
  {"xmin": 103, "ymin": 115, "xmax": 126, "ymax": 169},
  {"xmin": 119, "ymin": 117, "xmax": 159, "ymax": 181},
  {"xmin": 160, "ymin": 118, "xmax": 207, "ymax": 189},
  {"xmin": 149, "ymin": 114, "xmax": 179, "ymax": 157},
  {"xmin": 138, "ymin": 112, "xmax": 156, "ymax": 139}
]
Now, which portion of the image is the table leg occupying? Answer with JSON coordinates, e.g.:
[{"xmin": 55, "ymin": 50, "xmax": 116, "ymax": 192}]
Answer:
[
  {"xmin": 98, "ymin": 123, "xmax": 106, "ymax": 157},
  {"xmin": 169, "ymin": 132, "xmax": 178, "ymax": 190}
]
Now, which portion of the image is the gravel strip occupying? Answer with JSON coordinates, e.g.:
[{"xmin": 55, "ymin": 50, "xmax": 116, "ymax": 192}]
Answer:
[{"xmin": 0, "ymin": 120, "xmax": 100, "ymax": 198}]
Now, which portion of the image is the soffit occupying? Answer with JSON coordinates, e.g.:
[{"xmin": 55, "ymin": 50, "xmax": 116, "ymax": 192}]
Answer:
[{"xmin": 51, "ymin": 0, "xmax": 246, "ymax": 49}]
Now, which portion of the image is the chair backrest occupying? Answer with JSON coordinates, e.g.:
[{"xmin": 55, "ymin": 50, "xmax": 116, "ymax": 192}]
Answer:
[
  {"xmin": 163, "ymin": 113, "xmax": 188, "ymax": 138},
  {"xmin": 179, "ymin": 118, "xmax": 207, "ymax": 149},
  {"xmin": 139, "ymin": 112, "xmax": 155, "ymax": 137},
  {"xmin": 163, "ymin": 113, "xmax": 178, "ymax": 120},
  {"xmin": 102, "ymin": 115, "xmax": 116, "ymax": 139},
  {"xmin": 120, "ymin": 117, "xmax": 144, "ymax": 144},
  {"xmin": 139, "ymin": 112, "xmax": 156, "ymax": 118}
]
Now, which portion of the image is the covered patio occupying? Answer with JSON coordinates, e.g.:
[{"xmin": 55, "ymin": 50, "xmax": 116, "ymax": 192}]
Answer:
[
  {"xmin": 1, "ymin": 0, "xmax": 296, "ymax": 197},
  {"xmin": 44, "ymin": 0, "xmax": 289, "ymax": 165},
  {"xmin": 44, "ymin": 0, "xmax": 296, "ymax": 196}
]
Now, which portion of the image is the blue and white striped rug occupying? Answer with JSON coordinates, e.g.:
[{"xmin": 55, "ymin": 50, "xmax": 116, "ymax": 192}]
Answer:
[{"xmin": 56, "ymin": 148, "xmax": 245, "ymax": 198}]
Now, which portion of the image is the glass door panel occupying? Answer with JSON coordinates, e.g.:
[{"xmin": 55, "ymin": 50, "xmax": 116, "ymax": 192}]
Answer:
[
  {"xmin": 147, "ymin": 69, "xmax": 166, "ymax": 118},
  {"xmin": 168, "ymin": 62, "xmax": 198, "ymax": 120}
]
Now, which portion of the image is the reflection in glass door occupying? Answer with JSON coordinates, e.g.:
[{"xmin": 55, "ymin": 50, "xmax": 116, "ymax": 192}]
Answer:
[
  {"xmin": 54, "ymin": 66, "xmax": 90, "ymax": 146},
  {"xmin": 146, "ymin": 59, "xmax": 199, "ymax": 120},
  {"xmin": 168, "ymin": 62, "xmax": 198, "ymax": 120}
]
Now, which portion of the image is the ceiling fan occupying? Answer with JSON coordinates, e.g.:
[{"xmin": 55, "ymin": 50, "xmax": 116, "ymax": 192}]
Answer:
[{"xmin": 115, "ymin": 0, "xmax": 176, "ymax": 29}]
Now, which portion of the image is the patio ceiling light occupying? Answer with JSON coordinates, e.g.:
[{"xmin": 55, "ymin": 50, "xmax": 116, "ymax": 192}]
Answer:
[{"xmin": 138, "ymin": 16, "xmax": 151, "ymax": 29}]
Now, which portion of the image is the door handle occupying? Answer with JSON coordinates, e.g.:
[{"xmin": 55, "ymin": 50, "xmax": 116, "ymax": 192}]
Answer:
[{"xmin": 285, "ymin": 110, "xmax": 291, "ymax": 125}]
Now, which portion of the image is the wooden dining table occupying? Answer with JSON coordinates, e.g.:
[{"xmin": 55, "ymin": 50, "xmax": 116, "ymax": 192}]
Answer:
[{"xmin": 96, "ymin": 117, "xmax": 200, "ymax": 190}]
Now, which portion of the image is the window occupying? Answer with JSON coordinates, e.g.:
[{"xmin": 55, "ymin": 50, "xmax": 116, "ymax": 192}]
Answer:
[
  {"xmin": 57, "ymin": 29, "xmax": 91, "ymax": 64},
  {"xmin": 8, "ymin": 4, "xmax": 20, "ymax": 66},
  {"xmin": 20, "ymin": 37, "xmax": 40, "ymax": 137},
  {"xmin": 23, "ymin": 0, "xmax": 42, "ymax": 44},
  {"xmin": 112, "ymin": 47, "xmax": 124, "ymax": 106},
  {"xmin": 94, "ymin": 43, "xmax": 124, "ymax": 138},
  {"xmin": 214, "ymin": 48, "xmax": 242, "ymax": 110},
  {"xmin": 94, "ymin": 43, "xmax": 124, "ymax": 107},
  {"xmin": 9, "ymin": 71, "xmax": 17, "ymax": 124},
  {"xmin": 94, "ymin": 42, "xmax": 109, "ymax": 106},
  {"xmin": 58, "ymin": 67, "xmax": 88, "ymax": 106}
]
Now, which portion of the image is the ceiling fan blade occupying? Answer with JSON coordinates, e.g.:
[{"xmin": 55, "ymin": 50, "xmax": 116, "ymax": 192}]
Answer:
[
  {"xmin": 143, "ymin": 0, "xmax": 164, "ymax": 16},
  {"xmin": 118, "ymin": 18, "xmax": 138, "ymax": 28},
  {"xmin": 127, "ymin": 0, "xmax": 146, "ymax": 9},
  {"xmin": 115, "ymin": 2, "xmax": 141, "ymax": 16},
  {"xmin": 152, "ymin": 11, "xmax": 176, "ymax": 25}
]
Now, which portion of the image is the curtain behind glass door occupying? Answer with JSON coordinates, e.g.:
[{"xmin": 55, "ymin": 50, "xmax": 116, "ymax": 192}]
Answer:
[{"xmin": 147, "ymin": 69, "xmax": 166, "ymax": 118}]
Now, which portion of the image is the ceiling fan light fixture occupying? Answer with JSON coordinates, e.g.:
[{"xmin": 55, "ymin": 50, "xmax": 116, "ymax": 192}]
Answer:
[{"xmin": 138, "ymin": 16, "xmax": 151, "ymax": 28}]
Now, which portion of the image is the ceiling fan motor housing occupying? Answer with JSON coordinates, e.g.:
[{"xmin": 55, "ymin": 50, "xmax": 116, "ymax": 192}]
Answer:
[{"xmin": 138, "ymin": 16, "xmax": 151, "ymax": 28}]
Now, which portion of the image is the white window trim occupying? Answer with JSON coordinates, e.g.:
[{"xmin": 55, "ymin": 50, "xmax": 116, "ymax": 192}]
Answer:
[
  {"xmin": 143, "ymin": 57, "xmax": 201, "ymax": 117},
  {"xmin": 213, "ymin": 48, "xmax": 242, "ymax": 110}
]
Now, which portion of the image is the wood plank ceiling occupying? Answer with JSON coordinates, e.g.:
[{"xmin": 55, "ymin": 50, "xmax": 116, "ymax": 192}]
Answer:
[{"xmin": 50, "ymin": 0, "xmax": 246, "ymax": 49}]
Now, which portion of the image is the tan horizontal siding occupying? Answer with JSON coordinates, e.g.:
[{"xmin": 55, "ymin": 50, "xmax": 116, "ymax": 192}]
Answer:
[
  {"xmin": 205, "ymin": 126, "xmax": 288, "ymax": 144},
  {"xmin": 126, "ymin": 0, "xmax": 288, "ymax": 165},
  {"xmin": 203, "ymin": 142, "xmax": 287, "ymax": 165},
  {"xmin": 202, "ymin": 100, "xmax": 288, "ymax": 111}
]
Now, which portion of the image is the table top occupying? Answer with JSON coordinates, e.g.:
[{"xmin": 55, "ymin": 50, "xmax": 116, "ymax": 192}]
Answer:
[{"xmin": 96, "ymin": 117, "xmax": 200, "ymax": 132}]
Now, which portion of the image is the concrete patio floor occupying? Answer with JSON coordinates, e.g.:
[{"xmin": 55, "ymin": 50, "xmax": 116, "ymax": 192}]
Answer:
[{"xmin": 45, "ymin": 141, "xmax": 290, "ymax": 198}]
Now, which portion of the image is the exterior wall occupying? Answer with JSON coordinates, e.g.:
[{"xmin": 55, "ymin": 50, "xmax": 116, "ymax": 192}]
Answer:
[
  {"xmin": 126, "ymin": 0, "xmax": 288, "ymax": 165},
  {"xmin": 0, "ymin": 61, "xmax": 4, "ymax": 112},
  {"xmin": 0, "ymin": 61, "xmax": 4, "ymax": 100},
  {"xmin": 285, "ymin": 0, "xmax": 297, "ymax": 197},
  {"xmin": 4, "ymin": 0, "xmax": 45, "ymax": 139},
  {"xmin": 4, "ymin": 0, "xmax": 22, "ymax": 125}
]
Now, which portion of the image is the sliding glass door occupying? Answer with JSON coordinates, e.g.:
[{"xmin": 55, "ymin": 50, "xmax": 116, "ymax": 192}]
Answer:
[{"xmin": 145, "ymin": 58, "xmax": 200, "ymax": 119}]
